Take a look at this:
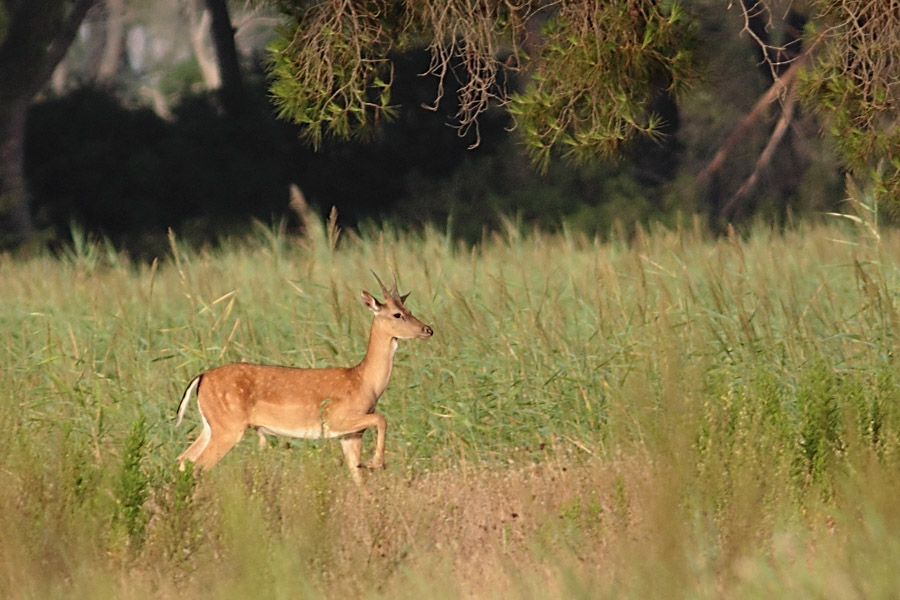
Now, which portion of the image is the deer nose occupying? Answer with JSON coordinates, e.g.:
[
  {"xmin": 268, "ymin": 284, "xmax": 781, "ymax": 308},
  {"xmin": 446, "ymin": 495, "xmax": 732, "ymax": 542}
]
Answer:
[{"xmin": 423, "ymin": 325, "xmax": 434, "ymax": 337}]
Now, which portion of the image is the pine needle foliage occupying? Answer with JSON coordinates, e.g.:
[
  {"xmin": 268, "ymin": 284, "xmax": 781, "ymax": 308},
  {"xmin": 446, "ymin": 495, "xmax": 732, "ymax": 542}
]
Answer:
[
  {"xmin": 268, "ymin": 0, "xmax": 900, "ymax": 203},
  {"xmin": 266, "ymin": 0, "xmax": 699, "ymax": 156},
  {"xmin": 508, "ymin": 0, "xmax": 696, "ymax": 169}
]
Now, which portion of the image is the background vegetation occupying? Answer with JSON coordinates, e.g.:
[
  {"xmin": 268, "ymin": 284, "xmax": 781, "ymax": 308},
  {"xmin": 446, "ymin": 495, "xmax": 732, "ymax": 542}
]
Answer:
[
  {"xmin": 2, "ymin": 215, "xmax": 900, "ymax": 598},
  {"xmin": 5, "ymin": 0, "xmax": 889, "ymax": 252}
]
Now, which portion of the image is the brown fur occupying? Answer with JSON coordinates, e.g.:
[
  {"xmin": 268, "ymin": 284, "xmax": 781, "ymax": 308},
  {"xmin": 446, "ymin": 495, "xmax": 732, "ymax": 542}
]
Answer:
[{"xmin": 176, "ymin": 282, "xmax": 433, "ymax": 482}]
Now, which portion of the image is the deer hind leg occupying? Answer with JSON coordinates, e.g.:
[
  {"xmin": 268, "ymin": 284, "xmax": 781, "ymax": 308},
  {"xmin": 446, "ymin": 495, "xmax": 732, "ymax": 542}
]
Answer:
[
  {"xmin": 192, "ymin": 424, "xmax": 245, "ymax": 469},
  {"xmin": 178, "ymin": 413, "xmax": 212, "ymax": 471},
  {"xmin": 179, "ymin": 405, "xmax": 246, "ymax": 470},
  {"xmin": 340, "ymin": 433, "xmax": 364, "ymax": 484}
]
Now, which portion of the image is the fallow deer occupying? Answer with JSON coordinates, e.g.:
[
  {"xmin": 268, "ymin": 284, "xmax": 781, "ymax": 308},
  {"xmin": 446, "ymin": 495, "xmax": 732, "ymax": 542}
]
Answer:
[{"xmin": 175, "ymin": 272, "xmax": 433, "ymax": 482}]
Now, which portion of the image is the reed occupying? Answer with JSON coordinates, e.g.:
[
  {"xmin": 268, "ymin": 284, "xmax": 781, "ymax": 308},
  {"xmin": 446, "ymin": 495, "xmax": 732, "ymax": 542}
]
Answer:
[{"xmin": 2, "ymin": 216, "xmax": 899, "ymax": 598}]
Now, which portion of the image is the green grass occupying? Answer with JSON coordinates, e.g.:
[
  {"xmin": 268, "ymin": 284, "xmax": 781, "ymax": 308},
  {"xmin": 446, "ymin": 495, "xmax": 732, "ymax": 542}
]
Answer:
[{"xmin": 3, "ymin": 216, "xmax": 900, "ymax": 598}]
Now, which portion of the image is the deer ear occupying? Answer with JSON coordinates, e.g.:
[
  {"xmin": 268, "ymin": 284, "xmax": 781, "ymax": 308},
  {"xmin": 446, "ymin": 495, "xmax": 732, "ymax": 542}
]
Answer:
[{"xmin": 361, "ymin": 290, "xmax": 383, "ymax": 313}]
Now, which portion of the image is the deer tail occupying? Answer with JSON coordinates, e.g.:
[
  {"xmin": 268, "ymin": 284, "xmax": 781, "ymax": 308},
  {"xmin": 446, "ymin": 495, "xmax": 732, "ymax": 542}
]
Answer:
[{"xmin": 175, "ymin": 375, "xmax": 202, "ymax": 427}]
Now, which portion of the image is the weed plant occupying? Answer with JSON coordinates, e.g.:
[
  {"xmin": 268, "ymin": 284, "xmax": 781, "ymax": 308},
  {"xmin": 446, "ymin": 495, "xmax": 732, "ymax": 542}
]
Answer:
[{"xmin": 2, "ymin": 215, "xmax": 900, "ymax": 598}]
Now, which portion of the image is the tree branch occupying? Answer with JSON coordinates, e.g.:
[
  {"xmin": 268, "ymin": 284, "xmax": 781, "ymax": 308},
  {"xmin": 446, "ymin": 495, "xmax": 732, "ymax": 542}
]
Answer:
[
  {"xmin": 696, "ymin": 54, "xmax": 806, "ymax": 186},
  {"xmin": 720, "ymin": 83, "xmax": 799, "ymax": 220}
]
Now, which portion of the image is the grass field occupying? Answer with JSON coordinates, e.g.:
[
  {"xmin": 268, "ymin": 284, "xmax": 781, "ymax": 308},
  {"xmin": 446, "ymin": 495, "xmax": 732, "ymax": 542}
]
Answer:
[{"xmin": 2, "ymin": 216, "xmax": 900, "ymax": 598}]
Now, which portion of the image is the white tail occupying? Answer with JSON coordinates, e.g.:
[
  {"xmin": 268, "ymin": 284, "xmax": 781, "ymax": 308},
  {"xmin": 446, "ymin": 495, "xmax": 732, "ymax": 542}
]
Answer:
[
  {"xmin": 175, "ymin": 272, "xmax": 433, "ymax": 483},
  {"xmin": 175, "ymin": 376, "xmax": 201, "ymax": 427}
]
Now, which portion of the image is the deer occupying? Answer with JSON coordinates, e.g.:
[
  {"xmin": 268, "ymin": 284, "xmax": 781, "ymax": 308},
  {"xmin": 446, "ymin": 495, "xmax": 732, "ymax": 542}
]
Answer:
[{"xmin": 175, "ymin": 271, "xmax": 433, "ymax": 483}]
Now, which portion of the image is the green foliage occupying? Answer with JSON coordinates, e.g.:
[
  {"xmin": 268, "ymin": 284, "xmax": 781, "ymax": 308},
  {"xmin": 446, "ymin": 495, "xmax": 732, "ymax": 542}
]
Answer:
[
  {"xmin": 113, "ymin": 416, "xmax": 150, "ymax": 547},
  {"xmin": 794, "ymin": 361, "xmax": 844, "ymax": 489},
  {"xmin": 800, "ymin": 63, "xmax": 900, "ymax": 203},
  {"xmin": 509, "ymin": 0, "xmax": 698, "ymax": 169},
  {"xmin": 266, "ymin": 0, "xmax": 698, "ymax": 165},
  {"xmin": 262, "ymin": 0, "xmax": 900, "ymax": 225},
  {"xmin": 152, "ymin": 462, "xmax": 202, "ymax": 565},
  {"xmin": 399, "ymin": 143, "xmax": 681, "ymax": 243},
  {"xmin": 267, "ymin": 4, "xmax": 399, "ymax": 148},
  {"xmin": 798, "ymin": 0, "xmax": 900, "ymax": 206},
  {"xmin": 157, "ymin": 56, "xmax": 206, "ymax": 99},
  {"xmin": 3, "ymin": 219, "xmax": 900, "ymax": 596}
]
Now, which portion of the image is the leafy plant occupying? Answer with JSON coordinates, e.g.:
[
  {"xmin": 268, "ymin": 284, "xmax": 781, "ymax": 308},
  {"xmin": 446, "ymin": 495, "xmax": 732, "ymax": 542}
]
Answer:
[{"xmin": 113, "ymin": 416, "xmax": 150, "ymax": 548}]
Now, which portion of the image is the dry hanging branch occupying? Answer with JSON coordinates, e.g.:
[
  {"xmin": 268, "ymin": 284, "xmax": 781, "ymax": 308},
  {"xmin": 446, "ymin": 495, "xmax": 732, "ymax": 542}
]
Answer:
[
  {"xmin": 268, "ymin": 0, "xmax": 399, "ymax": 147},
  {"xmin": 735, "ymin": 0, "xmax": 900, "ymax": 200},
  {"xmin": 721, "ymin": 82, "xmax": 799, "ymax": 220},
  {"xmin": 268, "ymin": 0, "xmax": 698, "ymax": 163},
  {"xmin": 696, "ymin": 54, "xmax": 807, "ymax": 187},
  {"xmin": 417, "ymin": 0, "xmax": 541, "ymax": 147}
]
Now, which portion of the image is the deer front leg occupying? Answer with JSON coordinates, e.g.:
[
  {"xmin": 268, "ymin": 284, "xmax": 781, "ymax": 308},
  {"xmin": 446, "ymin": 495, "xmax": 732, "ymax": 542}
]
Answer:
[
  {"xmin": 340, "ymin": 434, "xmax": 364, "ymax": 484},
  {"xmin": 363, "ymin": 412, "xmax": 387, "ymax": 469},
  {"xmin": 331, "ymin": 413, "xmax": 387, "ymax": 470}
]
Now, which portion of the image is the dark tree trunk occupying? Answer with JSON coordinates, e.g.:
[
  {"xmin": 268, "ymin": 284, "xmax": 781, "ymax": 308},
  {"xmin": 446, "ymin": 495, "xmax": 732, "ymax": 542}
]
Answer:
[
  {"xmin": 205, "ymin": 0, "xmax": 247, "ymax": 117},
  {"xmin": 0, "ymin": 0, "xmax": 97, "ymax": 245},
  {"xmin": 0, "ymin": 98, "xmax": 33, "ymax": 243}
]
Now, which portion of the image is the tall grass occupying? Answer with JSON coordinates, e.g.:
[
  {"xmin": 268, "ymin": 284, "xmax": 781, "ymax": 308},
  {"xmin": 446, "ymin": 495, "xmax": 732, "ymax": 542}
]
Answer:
[{"xmin": 2, "ymin": 216, "xmax": 900, "ymax": 598}]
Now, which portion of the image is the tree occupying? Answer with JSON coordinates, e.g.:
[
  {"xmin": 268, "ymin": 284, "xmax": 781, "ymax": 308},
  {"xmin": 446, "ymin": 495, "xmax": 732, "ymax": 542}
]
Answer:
[
  {"xmin": 266, "ymin": 0, "xmax": 900, "ymax": 219},
  {"xmin": 268, "ymin": 1, "xmax": 696, "ymax": 162},
  {"xmin": 698, "ymin": 0, "xmax": 900, "ymax": 223},
  {"xmin": 204, "ymin": 0, "xmax": 247, "ymax": 116},
  {"xmin": 0, "ymin": 0, "xmax": 97, "ymax": 245},
  {"xmin": 799, "ymin": 0, "xmax": 900, "ymax": 207}
]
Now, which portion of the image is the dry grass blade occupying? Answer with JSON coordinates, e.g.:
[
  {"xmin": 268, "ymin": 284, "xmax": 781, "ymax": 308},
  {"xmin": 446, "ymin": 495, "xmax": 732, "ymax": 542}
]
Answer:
[{"xmin": 3, "ymin": 219, "xmax": 900, "ymax": 598}]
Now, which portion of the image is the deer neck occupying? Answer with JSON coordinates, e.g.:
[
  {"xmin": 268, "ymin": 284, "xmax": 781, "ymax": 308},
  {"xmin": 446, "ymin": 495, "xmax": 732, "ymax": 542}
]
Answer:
[{"xmin": 356, "ymin": 320, "xmax": 399, "ymax": 399}]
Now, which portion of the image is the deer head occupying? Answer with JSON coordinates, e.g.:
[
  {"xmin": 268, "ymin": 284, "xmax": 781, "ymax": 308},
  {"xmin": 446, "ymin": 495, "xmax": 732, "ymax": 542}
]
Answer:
[{"xmin": 362, "ymin": 271, "xmax": 433, "ymax": 339}]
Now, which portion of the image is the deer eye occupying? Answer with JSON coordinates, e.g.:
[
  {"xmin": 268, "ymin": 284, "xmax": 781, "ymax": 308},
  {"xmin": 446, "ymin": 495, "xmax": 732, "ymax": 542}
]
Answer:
[{"xmin": 393, "ymin": 312, "xmax": 403, "ymax": 319}]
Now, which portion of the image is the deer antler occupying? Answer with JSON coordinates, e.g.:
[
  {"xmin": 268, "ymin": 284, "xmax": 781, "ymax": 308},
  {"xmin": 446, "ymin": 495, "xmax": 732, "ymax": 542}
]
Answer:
[
  {"xmin": 371, "ymin": 270, "xmax": 408, "ymax": 304},
  {"xmin": 371, "ymin": 270, "xmax": 395, "ymax": 300}
]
